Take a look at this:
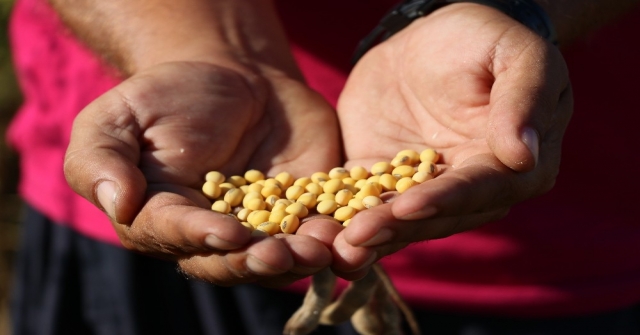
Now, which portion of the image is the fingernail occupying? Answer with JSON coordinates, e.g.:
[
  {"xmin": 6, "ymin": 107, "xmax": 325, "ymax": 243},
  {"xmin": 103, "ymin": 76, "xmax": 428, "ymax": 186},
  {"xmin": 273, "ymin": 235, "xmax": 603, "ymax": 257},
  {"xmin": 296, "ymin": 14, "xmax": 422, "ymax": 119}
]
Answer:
[
  {"xmin": 358, "ymin": 228, "xmax": 394, "ymax": 247},
  {"xmin": 521, "ymin": 127, "xmax": 539, "ymax": 167},
  {"xmin": 398, "ymin": 205, "xmax": 438, "ymax": 220},
  {"xmin": 97, "ymin": 181, "xmax": 116, "ymax": 220},
  {"xmin": 204, "ymin": 234, "xmax": 242, "ymax": 251},
  {"xmin": 246, "ymin": 255, "xmax": 283, "ymax": 275}
]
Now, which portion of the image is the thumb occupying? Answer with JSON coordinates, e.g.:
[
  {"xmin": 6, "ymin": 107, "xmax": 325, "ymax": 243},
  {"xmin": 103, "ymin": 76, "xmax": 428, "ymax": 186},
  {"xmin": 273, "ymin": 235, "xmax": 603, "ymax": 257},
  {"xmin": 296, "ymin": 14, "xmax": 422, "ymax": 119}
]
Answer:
[
  {"xmin": 64, "ymin": 89, "xmax": 146, "ymax": 225},
  {"xmin": 486, "ymin": 41, "xmax": 569, "ymax": 172}
]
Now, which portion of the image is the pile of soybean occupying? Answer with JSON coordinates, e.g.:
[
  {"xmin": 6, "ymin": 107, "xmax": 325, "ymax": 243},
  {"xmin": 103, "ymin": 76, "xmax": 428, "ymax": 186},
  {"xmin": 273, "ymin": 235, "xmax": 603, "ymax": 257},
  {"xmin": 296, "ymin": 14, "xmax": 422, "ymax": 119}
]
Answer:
[{"xmin": 202, "ymin": 149, "xmax": 439, "ymax": 235}]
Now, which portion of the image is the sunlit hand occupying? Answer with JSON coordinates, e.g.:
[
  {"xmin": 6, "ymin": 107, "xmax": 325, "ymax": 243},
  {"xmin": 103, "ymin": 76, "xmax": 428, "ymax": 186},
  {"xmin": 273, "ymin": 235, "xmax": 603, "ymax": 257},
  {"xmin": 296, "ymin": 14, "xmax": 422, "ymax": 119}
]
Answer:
[
  {"xmin": 332, "ymin": 3, "xmax": 573, "ymax": 279},
  {"xmin": 64, "ymin": 61, "xmax": 343, "ymax": 287}
]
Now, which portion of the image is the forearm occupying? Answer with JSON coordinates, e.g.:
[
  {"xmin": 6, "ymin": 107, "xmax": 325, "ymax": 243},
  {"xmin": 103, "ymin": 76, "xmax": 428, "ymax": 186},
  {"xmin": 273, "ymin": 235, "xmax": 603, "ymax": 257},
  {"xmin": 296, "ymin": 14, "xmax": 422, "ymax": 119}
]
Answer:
[
  {"xmin": 50, "ymin": 0, "xmax": 300, "ymax": 77},
  {"xmin": 536, "ymin": 0, "xmax": 640, "ymax": 46}
]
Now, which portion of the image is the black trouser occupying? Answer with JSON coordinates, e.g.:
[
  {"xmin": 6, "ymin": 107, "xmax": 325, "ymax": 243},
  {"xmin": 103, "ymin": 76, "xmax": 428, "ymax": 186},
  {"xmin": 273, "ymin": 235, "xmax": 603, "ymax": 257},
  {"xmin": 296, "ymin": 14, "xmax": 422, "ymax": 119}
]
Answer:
[{"xmin": 11, "ymin": 205, "xmax": 640, "ymax": 335}]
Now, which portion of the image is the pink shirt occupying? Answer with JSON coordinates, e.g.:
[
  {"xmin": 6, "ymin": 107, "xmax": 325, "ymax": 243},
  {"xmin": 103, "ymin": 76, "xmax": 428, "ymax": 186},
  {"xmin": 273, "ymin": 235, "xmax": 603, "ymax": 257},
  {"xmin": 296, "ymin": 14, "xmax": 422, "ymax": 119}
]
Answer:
[{"xmin": 8, "ymin": 0, "xmax": 640, "ymax": 317}]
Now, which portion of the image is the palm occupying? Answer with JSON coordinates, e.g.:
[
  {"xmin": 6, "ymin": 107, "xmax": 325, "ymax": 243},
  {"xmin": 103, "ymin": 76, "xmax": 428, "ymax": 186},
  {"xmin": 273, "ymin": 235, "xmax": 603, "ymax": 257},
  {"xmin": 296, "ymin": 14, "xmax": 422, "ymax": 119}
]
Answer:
[
  {"xmin": 332, "ymin": 3, "xmax": 572, "ymax": 276},
  {"xmin": 66, "ymin": 61, "xmax": 342, "ymax": 286}
]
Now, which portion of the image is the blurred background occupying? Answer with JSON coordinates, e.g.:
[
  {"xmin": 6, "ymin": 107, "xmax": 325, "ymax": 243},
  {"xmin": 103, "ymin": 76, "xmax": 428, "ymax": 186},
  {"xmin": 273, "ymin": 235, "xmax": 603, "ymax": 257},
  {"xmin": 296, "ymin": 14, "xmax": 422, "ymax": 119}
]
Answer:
[{"xmin": 0, "ymin": 0, "xmax": 23, "ymax": 334}]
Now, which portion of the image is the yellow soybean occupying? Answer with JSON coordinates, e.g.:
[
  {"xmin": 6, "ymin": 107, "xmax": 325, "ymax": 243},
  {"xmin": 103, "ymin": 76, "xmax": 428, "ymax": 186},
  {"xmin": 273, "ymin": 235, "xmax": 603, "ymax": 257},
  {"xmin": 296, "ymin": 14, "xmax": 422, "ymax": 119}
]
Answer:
[
  {"xmin": 322, "ymin": 179, "xmax": 345, "ymax": 194},
  {"xmin": 390, "ymin": 155, "xmax": 411, "ymax": 167},
  {"xmin": 269, "ymin": 210, "xmax": 287, "ymax": 224},
  {"xmin": 420, "ymin": 148, "xmax": 439, "ymax": 163},
  {"xmin": 205, "ymin": 171, "xmax": 225, "ymax": 184},
  {"xmin": 349, "ymin": 166, "xmax": 369, "ymax": 180},
  {"xmin": 392, "ymin": 165, "xmax": 415, "ymax": 179},
  {"xmin": 256, "ymin": 221, "xmax": 280, "ymax": 235},
  {"xmin": 396, "ymin": 177, "xmax": 418, "ymax": 193},
  {"xmin": 226, "ymin": 175, "xmax": 246, "ymax": 187},
  {"xmin": 202, "ymin": 181, "xmax": 221, "ymax": 199},
  {"xmin": 275, "ymin": 171, "xmax": 294, "ymax": 189},
  {"xmin": 211, "ymin": 200, "xmax": 231, "ymax": 214},
  {"xmin": 334, "ymin": 206, "xmax": 356, "ymax": 222},
  {"xmin": 223, "ymin": 188, "xmax": 245, "ymax": 207},
  {"xmin": 348, "ymin": 198, "xmax": 366, "ymax": 211},
  {"xmin": 244, "ymin": 169, "xmax": 265, "ymax": 183},
  {"xmin": 371, "ymin": 161, "xmax": 392, "ymax": 176},
  {"xmin": 311, "ymin": 172, "xmax": 330, "ymax": 184},
  {"xmin": 317, "ymin": 200, "xmax": 338, "ymax": 215},
  {"xmin": 362, "ymin": 195, "xmax": 383, "ymax": 209},
  {"xmin": 297, "ymin": 192, "xmax": 318, "ymax": 209},
  {"xmin": 285, "ymin": 185, "xmax": 305, "ymax": 200},
  {"xmin": 335, "ymin": 189, "xmax": 354, "ymax": 207},
  {"xmin": 286, "ymin": 202, "xmax": 309, "ymax": 218},
  {"xmin": 328, "ymin": 167, "xmax": 350, "ymax": 180},
  {"xmin": 412, "ymin": 171, "xmax": 434, "ymax": 183},
  {"xmin": 237, "ymin": 208, "xmax": 253, "ymax": 222},
  {"xmin": 280, "ymin": 214, "xmax": 300, "ymax": 234},
  {"xmin": 293, "ymin": 177, "xmax": 312, "ymax": 187},
  {"xmin": 261, "ymin": 184, "xmax": 282, "ymax": 198},
  {"xmin": 378, "ymin": 174, "xmax": 397, "ymax": 192},
  {"xmin": 418, "ymin": 161, "xmax": 437, "ymax": 174},
  {"xmin": 247, "ymin": 210, "xmax": 271, "ymax": 227},
  {"xmin": 396, "ymin": 149, "xmax": 420, "ymax": 165},
  {"xmin": 305, "ymin": 183, "xmax": 324, "ymax": 196},
  {"xmin": 317, "ymin": 193, "xmax": 335, "ymax": 202}
]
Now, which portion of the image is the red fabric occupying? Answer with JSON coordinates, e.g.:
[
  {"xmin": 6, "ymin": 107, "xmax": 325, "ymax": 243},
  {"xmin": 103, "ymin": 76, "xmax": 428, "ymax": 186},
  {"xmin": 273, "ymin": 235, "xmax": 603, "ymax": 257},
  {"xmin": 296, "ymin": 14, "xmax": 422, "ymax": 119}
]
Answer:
[{"xmin": 7, "ymin": 0, "xmax": 640, "ymax": 318}]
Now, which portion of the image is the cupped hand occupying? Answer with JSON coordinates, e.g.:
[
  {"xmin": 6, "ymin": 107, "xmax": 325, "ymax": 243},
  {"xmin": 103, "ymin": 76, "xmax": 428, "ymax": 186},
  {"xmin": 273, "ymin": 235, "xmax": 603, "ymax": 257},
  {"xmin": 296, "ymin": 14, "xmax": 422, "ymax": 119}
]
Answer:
[
  {"xmin": 64, "ymin": 61, "xmax": 342, "ymax": 287},
  {"xmin": 332, "ymin": 3, "xmax": 573, "ymax": 279}
]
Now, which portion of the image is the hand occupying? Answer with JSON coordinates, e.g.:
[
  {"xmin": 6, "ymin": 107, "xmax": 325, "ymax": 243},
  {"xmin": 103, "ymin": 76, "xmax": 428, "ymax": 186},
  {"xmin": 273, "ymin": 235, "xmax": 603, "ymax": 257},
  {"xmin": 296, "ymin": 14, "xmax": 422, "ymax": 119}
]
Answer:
[
  {"xmin": 331, "ymin": 3, "xmax": 573, "ymax": 279},
  {"xmin": 64, "ymin": 61, "xmax": 343, "ymax": 287}
]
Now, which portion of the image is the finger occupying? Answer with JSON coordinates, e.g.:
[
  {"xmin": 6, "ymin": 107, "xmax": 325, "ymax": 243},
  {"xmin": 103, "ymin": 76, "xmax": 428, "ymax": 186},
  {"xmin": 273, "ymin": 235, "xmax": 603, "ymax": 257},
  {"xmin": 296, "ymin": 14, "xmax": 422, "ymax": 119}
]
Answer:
[
  {"xmin": 178, "ymin": 235, "xmax": 295, "ymax": 286},
  {"xmin": 341, "ymin": 202, "xmax": 508, "ymax": 249},
  {"xmin": 296, "ymin": 215, "xmax": 345, "ymax": 247},
  {"xmin": 389, "ymin": 156, "xmax": 536, "ymax": 221},
  {"xmin": 487, "ymin": 36, "xmax": 571, "ymax": 172},
  {"xmin": 64, "ymin": 89, "xmax": 148, "ymax": 225}
]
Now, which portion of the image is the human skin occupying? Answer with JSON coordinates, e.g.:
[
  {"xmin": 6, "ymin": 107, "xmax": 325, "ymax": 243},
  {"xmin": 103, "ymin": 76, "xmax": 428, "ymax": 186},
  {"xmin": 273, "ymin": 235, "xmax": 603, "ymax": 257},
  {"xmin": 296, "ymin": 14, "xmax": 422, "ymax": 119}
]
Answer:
[
  {"xmin": 331, "ymin": 1, "xmax": 639, "ymax": 279},
  {"xmin": 59, "ymin": 0, "xmax": 343, "ymax": 287}
]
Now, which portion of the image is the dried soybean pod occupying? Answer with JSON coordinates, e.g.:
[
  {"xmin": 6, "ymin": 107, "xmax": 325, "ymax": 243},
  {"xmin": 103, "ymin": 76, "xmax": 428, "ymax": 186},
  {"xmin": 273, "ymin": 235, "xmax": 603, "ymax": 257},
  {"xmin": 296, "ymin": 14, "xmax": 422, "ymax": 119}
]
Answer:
[
  {"xmin": 418, "ymin": 161, "xmax": 437, "ymax": 174},
  {"xmin": 286, "ymin": 202, "xmax": 309, "ymax": 219},
  {"xmin": 283, "ymin": 268, "xmax": 337, "ymax": 335},
  {"xmin": 280, "ymin": 214, "xmax": 300, "ymax": 234},
  {"xmin": 420, "ymin": 148, "xmax": 439, "ymax": 163},
  {"xmin": 317, "ymin": 193, "xmax": 335, "ymax": 202},
  {"xmin": 371, "ymin": 161, "xmax": 392, "ymax": 176},
  {"xmin": 293, "ymin": 177, "xmax": 312, "ymax": 187},
  {"xmin": 244, "ymin": 169, "xmax": 265, "ymax": 183},
  {"xmin": 205, "ymin": 171, "xmax": 225, "ymax": 184},
  {"xmin": 256, "ymin": 221, "xmax": 280, "ymax": 235},
  {"xmin": 362, "ymin": 195, "xmax": 383, "ymax": 209},
  {"xmin": 328, "ymin": 167, "xmax": 350, "ymax": 180},
  {"xmin": 247, "ymin": 210, "xmax": 271, "ymax": 227},
  {"xmin": 226, "ymin": 175, "xmax": 247, "ymax": 187},
  {"xmin": 334, "ymin": 189, "xmax": 354, "ymax": 207},
  {"xmin": 396, "ymin": 177, "xmax": 418, "ymax": 193},
  {"xmin": 316, "ymin": 199, "xmax": 339, "ymax": 215},
  {"xmin": 322, "ymin": 179, "xmax": 345, "ymax": 194},
  {"xmin": 286, "ymin": 185, "xmax": 305, "ymax": 200},
  {"xmin": 334, "ymin": 206, "xmax": 356, "ymax": 222},
  {"xmin": 319, "ymin": 267, "xmax": 379, "ymax": 326},
  {"xmin": 392, "ymin": 165, "xmax": 415, "ymax": 179},
  {"xmin": 237, "ymin": 208, "xmax": 253, "ymax": 222},
  {"xmin": 211, "ymin": 200, "xmax": 231, "ymax": 214},
  {"xmin": 350, "ymin": 166, "xmax": 369, "ymax": 180},
  {"xmin": 275, "ymin": 171, "xmax": 295, "ymax": 189},
  {"xmin": 396, "ymin": 149, "xmax": 420, "ymax": 165},
  {"xmin": 305, "ymin": 182, "xmax": 324, "ymax": 196},
  {"xmin": 297, "ymin": 192, "xmax": 318, "ymax": 209},
  {"xmin": 311, "ymin": 171, "xmax": 330, "ymax": 184},
  {"xmin": 202, "ymin": 180, "xmax": 221, "ymax": 199},
  {"xmin": 412, "ymin": 171, "xmax": 433, "ymax": 183},
  {"xmin": 378, "ymin": 174, "xmax": 397, "ymax": 192},
  {"xmin": 223, "ymin": 188, "xmax": 245, "ymax": 207},
  {"xmin": 348, "ymin": 198, "xmax": 366, "ymax": 211}
]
